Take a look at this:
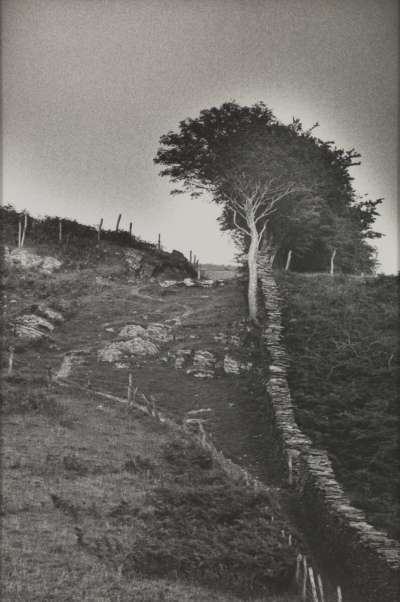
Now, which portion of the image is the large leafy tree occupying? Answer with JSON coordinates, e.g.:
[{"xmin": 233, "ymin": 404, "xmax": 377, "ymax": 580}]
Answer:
[{"xmin": 154, "ymin": 102, "xmax": 364, "ymax": 320}]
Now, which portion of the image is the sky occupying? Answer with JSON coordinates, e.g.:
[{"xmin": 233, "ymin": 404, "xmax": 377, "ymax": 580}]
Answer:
[{"xmin": 2, "ymin": 0, "xmax": 398, "ymax": 272}]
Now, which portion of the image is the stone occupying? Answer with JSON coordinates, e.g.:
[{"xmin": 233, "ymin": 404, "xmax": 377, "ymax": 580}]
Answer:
[
  {"xmin": 183, "ymin": 278, "xmax": 196, "ymax": 287},
  {"xmin": 223, "ymin": 354, "xmax": 252, "ymax": 375},
  {"xmin": 41, "ymin": 256, "xmax": 62, "ymax": 273},
  {"xmin": 187, "ymin": 349, "xmax": 216, "ymax": 378},
  {"xmin": 159, "ymin": 280, "xmax": 179, "ymax": 288},
  {"xmin": 36, "ymin": 304, "xmax": 64, "ymax": 323},
  {"xmin": 124, "ymin": 249, "xmax": 144, "ymax": 272},
  {"xmin": 174, "ymin": 349, "xmax": 193, "ymax": 369},
  {"xmin": 98, "ymin": 337, "xmax": 159, "ymax": 363},
  {"xmin": 6, "ymin": 248, "xmax": 43, "ymax": 270},
  {"xmin": 146, "ymin": 322, "xmax": 173, "ymax": 344},
  {"xmin": 15, "ymin": 314, "xmax": 54, "ymax": 340},
  {"xmin": 118, "ymin": 324, "xmax": 147, "ymax": 340}
]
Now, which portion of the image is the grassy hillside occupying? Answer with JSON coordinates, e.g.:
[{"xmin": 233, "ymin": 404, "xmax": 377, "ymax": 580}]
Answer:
[
  {"xmin": 276, "ymin": 272, "xmax": 399, "ymax": 539},
  {"xmin": 2, "ymin": 239, "xmax": 303, "ymax": 601},
  {"xmin": 1, "ymin": 205, "xmax": 195, "ymax": 278}
]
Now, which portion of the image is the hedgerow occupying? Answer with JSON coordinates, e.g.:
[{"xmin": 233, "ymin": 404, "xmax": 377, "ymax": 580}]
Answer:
[{"xmin": 276, "ymin": 272, "xmax": 399, "ymax": 539}]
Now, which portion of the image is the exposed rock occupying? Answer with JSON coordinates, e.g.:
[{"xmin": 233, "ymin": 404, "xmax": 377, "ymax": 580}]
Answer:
[
  {"xmin": 146, "ymin": 322, "xmax": 173, "ymax": 344},
  {"xmin": 98, "ymin": 337, "xmax": 159, "ymax": 363},
  {"xmin": 41, "ymin": 256, "xmax": 62, "ymax": 273},
  {"xmin": 199, "ymin": 279, "xmax": 215, "ymax": 287},
  {"xmin": 159, "ymin": 280, "xmax": 179, "ymax": 288},
  {"xmin": 6, "ymin": 248, "xmax": 43, "ymax": 269},
  {"xmin": 5, "ymin": 248, "xmax": 62, "ymax": 273},
  {"xmin": 124, "ymin": 249, "xmax": 144, "ymax": 272},
  {"xmin": 118, "ymin": 322, "xmax": 172, "ymax": 344},
  {"xmin": 55, "ymin": 349, "xmax": 89, "ymax": 379},
  {"xmin": 174, "ymin": 349, "xmax": 193, "ymax": 369},
  {"xmin": 223, "ymin": 354, "xmax": 252, "ymax": 375},
  {"xmin": 187, "ymin": 349, "xmax": 216, "ymax": 378},
  {"xmin": 183, "ymin": 278, "xmax": 196, "ymax": 287},
  {"xmin": 35, "ymin": 304, "xmax": 64, "ymax": 323},
  {"xmin": 118, "ymin": 324, "xmax": 147, "ymax": 340},
  {"xmin": 15, "ymin": 314, "xmax": 54, "ymax": 340}
]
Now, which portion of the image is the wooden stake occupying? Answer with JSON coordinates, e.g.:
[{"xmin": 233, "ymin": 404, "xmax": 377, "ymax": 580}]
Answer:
[
  {"xmin": 8, "ymin": 347, "xmax": 14, "ymax": 376},
  {"xmin": 308, "ymin": 567, "xmax": 318, "ymax": 602},
  {"xmin": 59, "ymin": 219, "xmax": 62, "ymax": 243},
  {"xmin": 288, "ymin": 533, "xmax": 292, "ymax": 546},
  {"xmin": 115, "ymin": 213, "xmax": 122, "ymax": 232},
  {"xmin": 128, "ymin": 373, "xmax": 133, "ymax": 403},
  {"xmin": 21, "ymin": 213, "xmax": 28, "ymax": 247},
  {"xmin": 129, "ymin": 222, "xmax": 132, "ymax": 237},
  {"xmin": 295, "ymin": 554, "xmax": 303, "ymax": 583},
  {"xmin": 337, "ymin": 585, "xmax": 342, "ymax": 602},
  {"xmin": 189, "ymin": 250, "xmax": 192, "ymax": 264},
  {"xmin": 197, "ymin": 264, "xmax": 201, "ymax": 280},
  {"xmin": 288, "ymin": 451, "xmax": 293, "ymax": 485},
  {"xmin": 18, "ymin": 220, "xmax": 22, "ymax": 248},
  {"xmin": 302, "ymin": 556, "xmax": 308, "ymax": 601},
  {"xmin": 158, "ymin": 233, "xmax": 161, "ymax": 250},
  {"xmin": 98, "ymin": 218, "xmax": 103, "ymax": 241},
  {"xmin": 317, "ymin": 573, "xmax": 325, "ymax": 602}
]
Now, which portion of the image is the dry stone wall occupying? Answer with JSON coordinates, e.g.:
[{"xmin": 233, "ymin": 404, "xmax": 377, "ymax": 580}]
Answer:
[{"xmin": 258, "ymin": 255, "xmax": 400, "ymax": 602}]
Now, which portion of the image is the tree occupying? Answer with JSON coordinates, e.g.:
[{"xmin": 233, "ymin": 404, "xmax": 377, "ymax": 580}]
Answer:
[{"xmin": 155, "ymin": 102, "xmax": 348, "ymax": 321}]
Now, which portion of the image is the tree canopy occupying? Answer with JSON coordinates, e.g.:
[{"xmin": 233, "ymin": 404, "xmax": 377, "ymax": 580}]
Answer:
[{"xmin": 155, "ymin": 101, "xmax": 382, "ymax": 317}]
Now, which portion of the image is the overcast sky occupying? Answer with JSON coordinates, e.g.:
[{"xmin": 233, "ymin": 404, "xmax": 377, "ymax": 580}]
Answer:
[{"xmin": 2, "ymin": 0, "xmax": 398, "ymax": 272}]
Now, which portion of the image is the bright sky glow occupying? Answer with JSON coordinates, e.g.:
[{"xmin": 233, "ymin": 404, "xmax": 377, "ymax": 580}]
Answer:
[{"xmin": 2, "ymin": 0, "xmax": 398, "ymax": 272}]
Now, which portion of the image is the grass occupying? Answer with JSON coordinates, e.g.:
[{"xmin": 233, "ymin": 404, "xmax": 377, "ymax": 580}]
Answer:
[
  {"xmin": 276, "ymin": 272, "xmax": 399, "ymax": 540},
  {"xmin": 2, "ymin": 253, "xmax": 301, "ymax": 601}
]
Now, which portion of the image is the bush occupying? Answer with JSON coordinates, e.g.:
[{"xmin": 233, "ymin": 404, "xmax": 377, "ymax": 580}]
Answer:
[{"xmin": 276, "ymin": 272, "xmax": 399, "ymax": 539}]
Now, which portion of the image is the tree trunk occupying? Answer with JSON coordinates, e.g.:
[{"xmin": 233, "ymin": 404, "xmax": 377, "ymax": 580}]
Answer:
[
  {"xmin": 330, "ymin": 248, "xmax": 337, "ymax": 276},
  {"xmin": 247, "ymin": 222, "xmax": 259, "ymax": 323},
  {"xmin": 285, "ymin": 249, "xmax": 293, "ymax": 271}
]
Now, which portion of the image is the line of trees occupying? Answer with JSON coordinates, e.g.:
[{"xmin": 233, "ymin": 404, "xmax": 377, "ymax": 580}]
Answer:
[{"xmin": 154, "ymin": 101, "xmax": 382, "ymax": 321}]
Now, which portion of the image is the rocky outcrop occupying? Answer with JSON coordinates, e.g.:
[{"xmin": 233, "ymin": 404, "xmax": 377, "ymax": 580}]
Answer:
[
  {"xmin": 258, "ymin": 255, "xmax": 400, "ymax": 602},
  {"xmin": 13, "ymin": 304, "xmax": 64, "ymax": 342},
  {"xmin": 5, "ymin": 248, "xmax": 62, "ymax": 273}
]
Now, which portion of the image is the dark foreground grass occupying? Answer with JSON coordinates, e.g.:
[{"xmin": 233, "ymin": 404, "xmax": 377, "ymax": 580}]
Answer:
[
  {"xmin": 2, "ymin": 376, "xmax": 297, "ymax": 601},
  {"xmin": 276, "ymin": 272, "xmax": 399, "ymax": 539}
]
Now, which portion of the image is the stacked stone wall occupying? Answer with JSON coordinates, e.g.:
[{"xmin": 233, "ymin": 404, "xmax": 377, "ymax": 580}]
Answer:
[{"xmin": 258, "ymin": 257, "xmax": 400, "ymax": 602}]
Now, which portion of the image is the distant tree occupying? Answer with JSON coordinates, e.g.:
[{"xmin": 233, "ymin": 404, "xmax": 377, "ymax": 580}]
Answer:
[{"xmin": 155, "ymin": 102, "xmax": 360, "ymax": 321}]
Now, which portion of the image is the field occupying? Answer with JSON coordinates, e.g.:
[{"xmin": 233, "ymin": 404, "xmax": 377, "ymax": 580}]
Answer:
[
  {"xmin": 276, "ymin": 272, "xmax": 399, "ymax": 539},
  {"xmin": 2, "ymin": 247, "xmax": 304, "ymax": 601}
]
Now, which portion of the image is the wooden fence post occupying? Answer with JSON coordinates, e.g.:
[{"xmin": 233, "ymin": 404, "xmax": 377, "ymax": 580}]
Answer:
[
  {"xmin": 189, "ymin": 250, "xmax": 192, "ymax": 264},
  {"xmin": 18, "ymin": 220, "xmax": 22, "ymax": 248},
  {"xmin": 296, "ymin": 554, "xmax": 303, "ymax": 583},
  {"xmin": 115, "ymin": 213, "xmax": 122, "ymax": 232},
  {"xmin": 302, "ymin": 556, "xmax": 308, "ymax": 601},
  {"xmin": 59, "ymin": 219, "xmax": 63, "ymax": 243},
  {"xmin": 98, "ymin": 218, "xmax": 103, "ymax": 241},
  {"xmin": 158, "ymin": 233, "xmax": 161, "ymax": 250},
  {"xmin": 317, "ymin": 573, "xmax": 325, "ymax": 602},
  {"xmin": 197, "ymin": 262, "xmax": 201, "ymax": 280},
  {"xmin": 129, "ymin": 222, "xmax": 132, "ymax": 238},
  {"xmin": 308, "ymin": 567, "xmax": 318, "ymax": 602},
  {"xmin": 8, "ymin": 347, "xmax": 14, "ymax": 376},
  {"xmin": 21, "ymin": 213, "xmax": 28, "ymax": 247},
  {"xmin": 128, "ymin": 373, "xmax": 133, "ymax": 403},
  {"xmin": 337, "ymin": 585, "xmax": 342, "ymax": 602},
  {"xmin": 288, "ymin": 451, "xmax": 293, "ymax": 485}
]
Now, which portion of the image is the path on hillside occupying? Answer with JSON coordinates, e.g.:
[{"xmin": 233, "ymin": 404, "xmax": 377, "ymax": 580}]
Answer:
[{"xmin": 42, "ymin": 279, "xmax": 275, "ymax": 486}]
